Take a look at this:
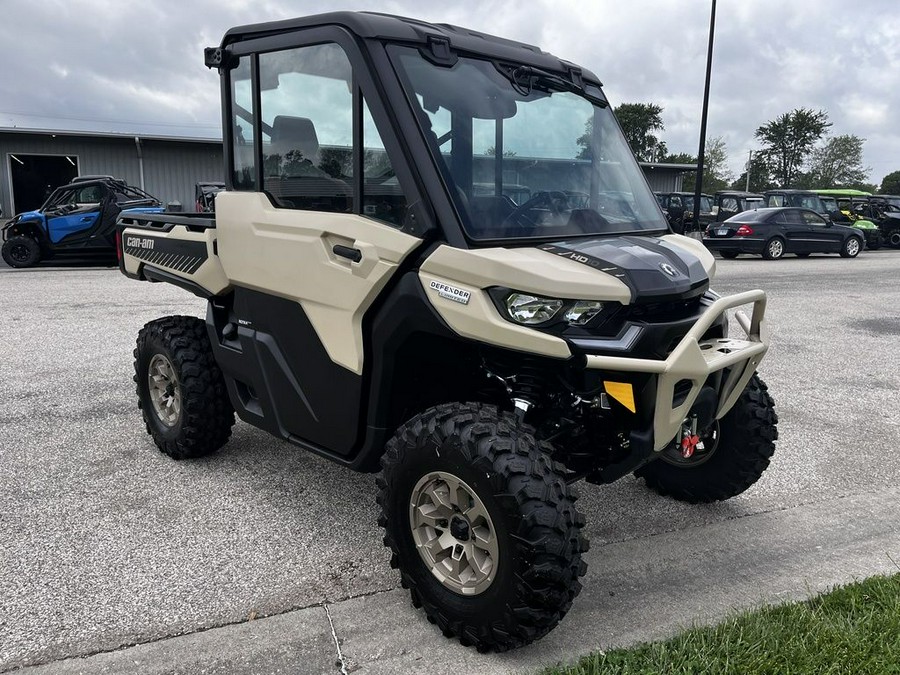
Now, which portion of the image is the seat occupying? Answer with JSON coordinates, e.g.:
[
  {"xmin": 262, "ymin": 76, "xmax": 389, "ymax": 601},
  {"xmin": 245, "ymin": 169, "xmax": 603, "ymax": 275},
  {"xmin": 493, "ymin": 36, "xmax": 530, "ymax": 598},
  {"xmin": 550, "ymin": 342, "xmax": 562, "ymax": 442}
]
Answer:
[
  {"xmin": 264, "ymin": 115, "xmax": 351, "ymax": 211},
  {"xmin": 270, "ymin": 115, "xmax": 321, "ymax": 171}
]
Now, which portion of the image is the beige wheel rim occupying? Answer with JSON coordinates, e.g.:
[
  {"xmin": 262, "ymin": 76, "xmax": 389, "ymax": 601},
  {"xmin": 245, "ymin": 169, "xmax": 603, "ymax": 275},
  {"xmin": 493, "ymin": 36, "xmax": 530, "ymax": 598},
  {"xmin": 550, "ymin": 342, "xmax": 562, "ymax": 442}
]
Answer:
[
  {"xmin": 147, "ymin": 353, "xmax": 181, "ymax": 427},
  {"xmin": 409, "ymin": 471, "xmax": 499, "ymax": 595}
]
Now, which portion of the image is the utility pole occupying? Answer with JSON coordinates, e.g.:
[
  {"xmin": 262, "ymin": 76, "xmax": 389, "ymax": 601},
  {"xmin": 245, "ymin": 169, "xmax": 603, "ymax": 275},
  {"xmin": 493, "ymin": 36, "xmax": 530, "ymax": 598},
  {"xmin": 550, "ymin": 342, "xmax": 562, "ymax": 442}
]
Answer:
[
  {"xmin": 691, "ymin": 0, "xmax": 717, "ymax": 234},
  {"xmin": 745, "ymin": 149, "xmax": 752, "ymax": 192}
]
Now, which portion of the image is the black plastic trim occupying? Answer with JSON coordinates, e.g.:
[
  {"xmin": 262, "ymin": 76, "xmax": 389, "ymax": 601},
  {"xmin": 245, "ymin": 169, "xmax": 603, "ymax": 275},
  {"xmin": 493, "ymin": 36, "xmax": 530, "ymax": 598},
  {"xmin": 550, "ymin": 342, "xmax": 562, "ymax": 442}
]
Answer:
[{"xmin": 143, "ymin": 266, "xmax": 212, "ymax": 299}]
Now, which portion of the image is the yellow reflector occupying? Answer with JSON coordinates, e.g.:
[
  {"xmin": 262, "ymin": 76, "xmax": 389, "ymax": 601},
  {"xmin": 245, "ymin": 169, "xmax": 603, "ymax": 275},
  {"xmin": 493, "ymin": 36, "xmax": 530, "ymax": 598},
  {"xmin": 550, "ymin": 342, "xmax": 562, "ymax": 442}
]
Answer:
[{"xmin": 603, "ymin": 381, "xmax": 636, "ymax": 413}]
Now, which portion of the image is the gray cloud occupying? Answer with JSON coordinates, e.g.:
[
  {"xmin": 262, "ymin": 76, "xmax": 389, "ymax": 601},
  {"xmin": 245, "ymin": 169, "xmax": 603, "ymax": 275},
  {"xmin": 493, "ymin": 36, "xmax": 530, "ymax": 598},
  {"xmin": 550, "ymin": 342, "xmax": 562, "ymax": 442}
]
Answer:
[{"xmin": 2, "ymin": 0, "xmax": 898, "ymax": 184}]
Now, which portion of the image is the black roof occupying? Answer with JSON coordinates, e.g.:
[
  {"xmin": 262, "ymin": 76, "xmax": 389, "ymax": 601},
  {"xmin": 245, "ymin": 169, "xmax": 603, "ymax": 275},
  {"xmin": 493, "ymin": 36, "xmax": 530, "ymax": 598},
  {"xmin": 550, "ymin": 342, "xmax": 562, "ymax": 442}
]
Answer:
[
  {"xmin": 764, "ymin": 189, "xmax": 818, "ymax": 195},
  {"xmin": 220, "ymin": 11, "xmax": 601, "ymax": 83}
]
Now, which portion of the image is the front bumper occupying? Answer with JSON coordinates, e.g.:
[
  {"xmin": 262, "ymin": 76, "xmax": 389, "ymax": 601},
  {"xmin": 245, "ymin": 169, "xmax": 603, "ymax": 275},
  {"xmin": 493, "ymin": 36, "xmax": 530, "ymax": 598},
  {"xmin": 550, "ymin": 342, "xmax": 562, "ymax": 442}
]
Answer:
[{"xmin": 584, "ymin": 290, "xmax": 768, "ymax": 451}]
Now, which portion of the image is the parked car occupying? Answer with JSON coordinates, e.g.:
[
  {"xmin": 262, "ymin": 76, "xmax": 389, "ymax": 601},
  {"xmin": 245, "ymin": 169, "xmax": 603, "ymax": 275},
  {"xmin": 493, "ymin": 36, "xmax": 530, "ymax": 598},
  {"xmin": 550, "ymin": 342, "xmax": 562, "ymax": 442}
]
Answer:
[
  {"xmin": 712, "ymin": 190, "xmax": 765, "ymax": 222},
  {"xmin": 195, "ymin": 181, "xmax": 226, "ymax": 212},
  {"xmin": 811, "ymin": 189, "xmax": 882, "ymax": 249},
  {"xmin": 1, "ymin": 176, "xmax": 163, "ymax": 268},
  {"xmin": 704, "ymin": 207, "xmax": 865, "ymax": 260},
  {"xmin": 654, "ymin": 191, "xmax": 714, "ymax": 234}
]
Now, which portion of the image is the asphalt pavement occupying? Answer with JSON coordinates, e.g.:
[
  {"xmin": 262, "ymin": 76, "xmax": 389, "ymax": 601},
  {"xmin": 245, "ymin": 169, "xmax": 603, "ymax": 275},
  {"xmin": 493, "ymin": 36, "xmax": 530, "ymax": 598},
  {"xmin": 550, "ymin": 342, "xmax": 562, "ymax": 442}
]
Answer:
[{"xmin": 1, "ymin": 250, "xmax": 899, "ymax": 674}]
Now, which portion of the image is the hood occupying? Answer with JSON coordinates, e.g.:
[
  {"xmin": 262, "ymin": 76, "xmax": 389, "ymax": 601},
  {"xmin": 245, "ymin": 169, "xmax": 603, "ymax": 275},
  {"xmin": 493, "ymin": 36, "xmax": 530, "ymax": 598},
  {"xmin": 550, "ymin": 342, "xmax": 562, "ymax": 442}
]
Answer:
[{"xmin": 539, "ymin": 235, "xmax": 710, "ymax": 302}]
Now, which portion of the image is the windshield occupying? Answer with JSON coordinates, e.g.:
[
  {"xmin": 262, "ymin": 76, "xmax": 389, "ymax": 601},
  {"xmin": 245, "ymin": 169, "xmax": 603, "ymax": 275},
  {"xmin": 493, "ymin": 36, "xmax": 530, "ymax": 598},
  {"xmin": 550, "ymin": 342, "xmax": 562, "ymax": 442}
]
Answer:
[
  {"xmin": 791, "ymin": 194, "xmax": 826, "ymax": 212},
  {"xmin": 390, "ymin": 47, "xmax": 667, "ymax": 241},
  {"xmin": 742, "ymin": 197, "xmax": 764, "ymax": 210},
  {"xmin": 687, "ymin": 196, "xmax": 712, "ymax": 212},
  {"xmin": 819, "ymin": 196, "xmax": 838, "ymax": 211}
]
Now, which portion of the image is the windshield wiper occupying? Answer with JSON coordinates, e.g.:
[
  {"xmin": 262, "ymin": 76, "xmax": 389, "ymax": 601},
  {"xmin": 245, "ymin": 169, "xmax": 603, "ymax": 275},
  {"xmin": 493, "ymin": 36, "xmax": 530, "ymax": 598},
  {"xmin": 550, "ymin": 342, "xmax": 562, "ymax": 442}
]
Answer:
[{"xmin": 503, "ymin": 64, "xmax": 608, "ymax": 107}]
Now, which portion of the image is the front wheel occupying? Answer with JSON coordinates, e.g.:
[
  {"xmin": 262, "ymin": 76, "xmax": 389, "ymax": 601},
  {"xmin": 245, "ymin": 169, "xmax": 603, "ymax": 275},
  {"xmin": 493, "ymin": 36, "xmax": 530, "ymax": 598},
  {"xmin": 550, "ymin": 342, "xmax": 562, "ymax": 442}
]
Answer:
[
  {"xmin": 134, "ymin": 315, "xmax": 235, "ymax": 459},
  {"xmin": 635, "ymin": 375, "xmax": 778, "ymax": 503},
  {"xmin": 1, "ymin": 236, "xmax": 41, "ymax": 268},
  {"xmin": 762, "ymin": 237, "xmax": 785, "ymax": 260},
  {"xmin": 887, "ymin": 229, "xmax": 900, "ymax": 248},
  {"xmin": 377, "ymin": 403, "xmax": 587, "ymax": 651},
  {"xmin": 840, "ymin": 236, "xmax": 862, "ymax": 258}
]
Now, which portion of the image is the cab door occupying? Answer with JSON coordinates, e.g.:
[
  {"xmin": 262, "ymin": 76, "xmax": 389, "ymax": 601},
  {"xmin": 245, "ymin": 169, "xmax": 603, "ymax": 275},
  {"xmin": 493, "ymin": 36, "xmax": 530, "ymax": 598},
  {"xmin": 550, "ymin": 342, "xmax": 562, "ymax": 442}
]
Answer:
[
  {"xmin": 214, "ymin": 38, "xmax": 428, "ymax": 456},
  {"xmin": 45, "ymin": 185, "xmax": 103, "ymax": 244}
]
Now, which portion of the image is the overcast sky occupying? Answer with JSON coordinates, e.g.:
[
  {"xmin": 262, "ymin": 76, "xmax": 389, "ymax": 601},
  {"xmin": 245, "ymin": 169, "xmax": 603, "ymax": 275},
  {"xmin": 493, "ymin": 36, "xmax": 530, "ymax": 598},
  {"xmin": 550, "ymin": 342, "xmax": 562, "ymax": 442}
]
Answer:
[{"xmin": 2, "ymin": 0, "xmax": 899, "ymax": 185}]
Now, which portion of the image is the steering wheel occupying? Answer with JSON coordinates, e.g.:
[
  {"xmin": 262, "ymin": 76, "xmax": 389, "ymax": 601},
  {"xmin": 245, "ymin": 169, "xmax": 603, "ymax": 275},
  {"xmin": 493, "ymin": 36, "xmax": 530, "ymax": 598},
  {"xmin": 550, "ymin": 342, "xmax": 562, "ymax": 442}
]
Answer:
[{"xmin": 505, "ymin": 190, "xmax": 570, "ymax": 227}]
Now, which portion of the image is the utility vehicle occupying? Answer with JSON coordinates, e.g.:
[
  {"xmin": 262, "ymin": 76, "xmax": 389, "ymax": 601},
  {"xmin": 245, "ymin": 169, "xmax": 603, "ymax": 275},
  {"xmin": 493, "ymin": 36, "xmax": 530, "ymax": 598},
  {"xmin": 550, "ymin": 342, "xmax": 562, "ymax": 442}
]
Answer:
[
  {"xmin": 1, "ymin": 176, "xmax": 162, "ymax": 267},
  {"xmin": 654, "ymin": 191, "xmax": 714, "ymax": 234},
  {"xmin": 712, "ymin": 190, "xmax": 764, "ymax": 222},
  {"xmin": 119, "ymin": 12, "xmax": 777, "ymax": 651}
]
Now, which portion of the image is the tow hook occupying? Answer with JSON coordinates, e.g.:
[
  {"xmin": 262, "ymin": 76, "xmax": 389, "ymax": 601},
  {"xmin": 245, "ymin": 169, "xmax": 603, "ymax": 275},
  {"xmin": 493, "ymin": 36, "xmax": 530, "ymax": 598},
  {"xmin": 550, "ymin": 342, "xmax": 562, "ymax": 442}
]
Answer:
[{"xmin": 680, "ymin": 417, "xmax": 705, "ymax": 459}]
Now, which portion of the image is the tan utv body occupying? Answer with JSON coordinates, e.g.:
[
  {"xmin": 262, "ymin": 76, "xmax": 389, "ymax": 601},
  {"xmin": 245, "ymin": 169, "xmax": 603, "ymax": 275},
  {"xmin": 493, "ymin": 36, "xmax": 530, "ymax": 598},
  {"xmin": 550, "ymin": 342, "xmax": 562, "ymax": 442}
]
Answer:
[{"xmin": 120, "ymin": 11, "xmax": 778, "ymax": 653}]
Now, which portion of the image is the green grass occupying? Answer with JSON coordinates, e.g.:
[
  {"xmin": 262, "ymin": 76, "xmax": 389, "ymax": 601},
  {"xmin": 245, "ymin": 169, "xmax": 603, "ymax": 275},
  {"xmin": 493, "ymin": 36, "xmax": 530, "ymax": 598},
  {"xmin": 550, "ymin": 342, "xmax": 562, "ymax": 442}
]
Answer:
[{"xmin": 545, "ymin": 573, "xmax": 900, "ymax": 675}]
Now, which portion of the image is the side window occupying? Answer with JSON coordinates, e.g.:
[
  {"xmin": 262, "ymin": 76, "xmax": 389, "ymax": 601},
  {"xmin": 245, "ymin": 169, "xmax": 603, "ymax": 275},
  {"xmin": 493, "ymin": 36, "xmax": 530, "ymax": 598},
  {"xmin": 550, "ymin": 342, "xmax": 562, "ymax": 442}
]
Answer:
[
  {"xmin": 768, "ymin": 195, "xmax": 784, "ymax": 207},
  {"xmin": 803, "ymin": 211, "xmax": 826, "ymax": 226},
  {"xmin": 670, "ymin": 196, "xmax": 683, "ymax": 209},
  {"xmin": 231, "ymin": 56, "xmax": 256, "ymax": 190},
  {"xmin": 722, "ymin": 197, "xmax": 739, "ymax": 212},
  {"xmin": 363, "ymin": 100, "xmax": 408, "ymax": 227},
  {"xmin": 259, "ymin": 44, "xmax": 353, "ymax": 213},
  {"xmin": 48, "ymin": 188, "xmax": 76, "ymax": 208},
  {"xmin": 782, "ymin": 210, "xmax": 804, "ymax": 225},
  {"xmin": 75, "ymin": 186, "xmax": 104, "ymax": 204}
]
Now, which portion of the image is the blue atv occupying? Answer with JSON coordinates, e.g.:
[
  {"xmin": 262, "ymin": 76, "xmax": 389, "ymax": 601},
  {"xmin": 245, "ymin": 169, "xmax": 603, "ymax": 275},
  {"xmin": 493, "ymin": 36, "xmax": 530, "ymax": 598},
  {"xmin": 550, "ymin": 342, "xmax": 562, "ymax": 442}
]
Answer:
[{"xmin": 1, "ymin": 176, "xmax": 163, "ymax": 268}]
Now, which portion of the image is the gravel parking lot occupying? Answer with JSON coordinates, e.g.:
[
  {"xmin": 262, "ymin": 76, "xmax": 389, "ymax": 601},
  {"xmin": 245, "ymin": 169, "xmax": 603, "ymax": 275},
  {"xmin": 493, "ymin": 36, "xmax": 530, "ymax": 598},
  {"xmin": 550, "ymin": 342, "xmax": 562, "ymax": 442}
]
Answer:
[{"xmin": 1, "ymin": 250, "xmax": 899, "ymax": 672}]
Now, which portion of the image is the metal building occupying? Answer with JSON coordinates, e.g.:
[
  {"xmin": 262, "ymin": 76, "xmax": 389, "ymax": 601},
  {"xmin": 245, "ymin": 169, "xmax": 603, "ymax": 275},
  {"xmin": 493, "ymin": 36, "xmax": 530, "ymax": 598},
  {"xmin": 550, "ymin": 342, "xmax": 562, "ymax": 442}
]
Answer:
[
  {"xmin": 0, "ymin": 126, "xmax": 693, "ymax": 219},
  {"xmin": 640, "ymin": 162, "xmax": 698, "ymax": 193},
  {"xmin": 0, "ymin": 128, "xmax": 223, "ymax": 217}
]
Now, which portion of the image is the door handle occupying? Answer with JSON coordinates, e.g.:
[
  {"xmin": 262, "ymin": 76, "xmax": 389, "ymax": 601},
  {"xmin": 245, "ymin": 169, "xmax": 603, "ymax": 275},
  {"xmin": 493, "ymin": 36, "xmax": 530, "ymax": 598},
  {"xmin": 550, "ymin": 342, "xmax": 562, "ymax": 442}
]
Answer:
[
  {"xmin": 332, "ymin": 244, "xmax": 362, "ymax": 263},
  {"xmin": 81, "ymin": 216, "xmax": 93, "ymax": 222}
]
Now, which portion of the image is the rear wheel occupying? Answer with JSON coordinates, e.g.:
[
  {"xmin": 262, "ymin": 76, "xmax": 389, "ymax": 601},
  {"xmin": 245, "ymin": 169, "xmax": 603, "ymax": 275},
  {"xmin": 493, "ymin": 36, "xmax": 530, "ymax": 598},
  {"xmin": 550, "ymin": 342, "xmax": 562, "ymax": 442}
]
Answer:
[
  {"xmin": 720, "ymin": 251, "xmax": 739, "ymax": 259},
  {"xmin": 636, "ymin": 375, "xmax": 778, "ymax": 503},
  {"xmin": 888, "ymin": 228, "xmax": 900, "ymax": 248},
  {"xmin": 134, "ymin": 315, "xmax": 235, "ymax": 459},
  {"xmin": 840, "ymin": 236, "xmax": 862, "ymax": 258},
  {"xmin": 377, "ymin": 403, "xmax": 587, "ymax": 651},
  {"xmin": 762, "ymin": 237, "xmax": 785, "ymax": 260},
  {"xmin": 1, "ymin": 235, "xmax": 41, "ymax": 268}
]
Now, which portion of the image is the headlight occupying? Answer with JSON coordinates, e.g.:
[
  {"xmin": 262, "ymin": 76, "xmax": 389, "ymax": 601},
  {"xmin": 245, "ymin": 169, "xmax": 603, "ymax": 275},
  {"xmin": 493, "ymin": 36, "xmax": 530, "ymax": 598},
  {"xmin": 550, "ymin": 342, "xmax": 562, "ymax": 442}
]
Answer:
[
  {"xmin": 505, "ymin": 293, "xmax": 563, "ymax": 325},
  {"xmin": 497, "ymin": 290, "xmax": 606, "ymax": 327},
  {"xmin": 564, "ymin": 300, "xmax": 604, "ymax": 325}
]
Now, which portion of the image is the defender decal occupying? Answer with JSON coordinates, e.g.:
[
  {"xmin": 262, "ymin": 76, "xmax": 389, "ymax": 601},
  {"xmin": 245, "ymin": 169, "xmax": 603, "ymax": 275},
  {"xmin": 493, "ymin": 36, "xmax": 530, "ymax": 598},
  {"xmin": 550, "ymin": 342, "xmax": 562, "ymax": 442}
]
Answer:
[
  {"xmin": 123, "ymin": 235, "xmax": 208, "ymax": 275},
  {"xmin": 429, "ymin": 280, "xmax": 471, "ymax": 305}
]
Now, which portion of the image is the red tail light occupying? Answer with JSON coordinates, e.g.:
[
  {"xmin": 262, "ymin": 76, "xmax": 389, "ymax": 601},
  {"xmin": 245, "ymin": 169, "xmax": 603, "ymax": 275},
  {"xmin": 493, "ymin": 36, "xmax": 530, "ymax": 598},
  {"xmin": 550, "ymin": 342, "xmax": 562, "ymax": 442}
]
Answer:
[
  {"xmin": 115, "ymin": 229, "xmax": 122, "ymax": 262},
  {"xmin": 736, "ymin": 225, "xmax": 754, "ymax": 236}
]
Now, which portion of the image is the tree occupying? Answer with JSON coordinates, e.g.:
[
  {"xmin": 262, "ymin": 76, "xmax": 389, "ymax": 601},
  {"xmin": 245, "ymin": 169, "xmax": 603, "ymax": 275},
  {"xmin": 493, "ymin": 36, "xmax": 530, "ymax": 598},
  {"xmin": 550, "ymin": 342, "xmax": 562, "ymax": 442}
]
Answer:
[
  {"xmin": 880, "ymin": 170, "xmax": 900, "ymax": 194},
  {"xmin": 613, "ymin": 102, "xmax": 667, "ymax": 162},
  {"xmin": 754, "ymin": 108, "xmax": 831, "ymax": 187},
  {"xmin": 731, "ymin": 152, "xmax": 776, "ymax": 193},
  {"xmin": 699, "ymin": 136, "xmax": 734, "ymax": 192},
  {"xmin": 804, "ymin": 134, "xmax": 870, "ymax": 188},
  {"xmin": 662, "ymin": 137, "xmax": 732, "ymax": 193}
]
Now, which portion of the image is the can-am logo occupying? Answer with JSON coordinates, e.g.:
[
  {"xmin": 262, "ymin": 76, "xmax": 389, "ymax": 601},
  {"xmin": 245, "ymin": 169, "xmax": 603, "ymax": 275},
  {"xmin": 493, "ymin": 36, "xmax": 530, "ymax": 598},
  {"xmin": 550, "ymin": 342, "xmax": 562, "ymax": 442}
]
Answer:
[
  {"xmin": 659, "ymin": 262, "xmax": 678, "ymax": 277},
  {"xmin": 125, "ymin": 236, "xmax": 155, "ymax": 250},
  {"xmin": 429, "ymin": 280, "xmax": 471, "ymax": 305}
]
